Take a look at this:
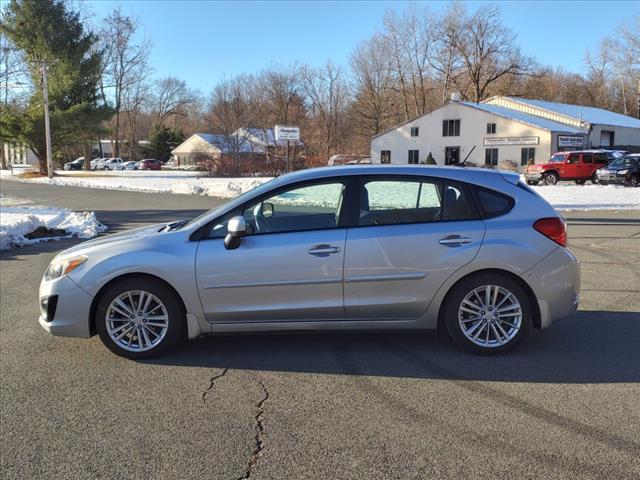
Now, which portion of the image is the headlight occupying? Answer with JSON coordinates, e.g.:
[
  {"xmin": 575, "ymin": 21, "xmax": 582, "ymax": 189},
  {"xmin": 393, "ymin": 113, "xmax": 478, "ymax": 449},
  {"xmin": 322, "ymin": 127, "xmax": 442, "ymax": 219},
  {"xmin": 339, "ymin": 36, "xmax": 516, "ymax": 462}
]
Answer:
[
  {"xmin": 617, "ymin": 169, "xmax": 629, "ymax": 175},
  {"xmin": 44, "ymin": 255, "xmax": 87, "ymax": 281}
]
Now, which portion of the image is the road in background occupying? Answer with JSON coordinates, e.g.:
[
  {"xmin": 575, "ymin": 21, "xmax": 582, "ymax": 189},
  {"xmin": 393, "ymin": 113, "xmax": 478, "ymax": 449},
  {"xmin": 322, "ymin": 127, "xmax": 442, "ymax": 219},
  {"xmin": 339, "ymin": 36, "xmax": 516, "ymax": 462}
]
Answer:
[{"xmin": 1, "ymin": 181, "xmax": 639, "ymax": 479}]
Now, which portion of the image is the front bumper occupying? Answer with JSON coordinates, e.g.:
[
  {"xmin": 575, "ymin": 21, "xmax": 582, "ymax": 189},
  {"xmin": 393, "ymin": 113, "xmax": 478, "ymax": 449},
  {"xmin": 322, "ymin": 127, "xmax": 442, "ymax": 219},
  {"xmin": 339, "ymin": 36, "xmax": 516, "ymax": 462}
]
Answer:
[
  {"xmin": 38, "ymin": 276, "xmax": 93, "ymax": 338},
  {"xmin": 525, "ymin": 172, "xmax": 543, "ymax": 181},
  {"xmin": 522, "ymin": 247, "xmax": 580, "ymax": 329},
  {"xmin": 597, "ymin": 174, "xmax": 626, "ymax": 185}
]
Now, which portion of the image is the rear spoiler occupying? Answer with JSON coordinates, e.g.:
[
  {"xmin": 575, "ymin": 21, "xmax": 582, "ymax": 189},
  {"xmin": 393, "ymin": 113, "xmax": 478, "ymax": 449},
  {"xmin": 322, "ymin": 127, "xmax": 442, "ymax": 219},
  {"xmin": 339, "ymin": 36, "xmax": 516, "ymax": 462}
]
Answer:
[{"xmin": 500, "ymin": 171, "xmax": 520, "ymax": 185}]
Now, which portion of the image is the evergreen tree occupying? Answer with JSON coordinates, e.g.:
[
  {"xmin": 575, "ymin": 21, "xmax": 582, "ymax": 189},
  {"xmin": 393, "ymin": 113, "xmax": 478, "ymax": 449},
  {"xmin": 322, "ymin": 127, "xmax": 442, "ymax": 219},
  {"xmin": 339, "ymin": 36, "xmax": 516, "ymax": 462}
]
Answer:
[
  {"xmin": 145, "ymin": 125, "xmax": 184, "ymax": 162},
  {"xmin": 0, "ymin": 0, "xmax": 112, "ymax": 173}
]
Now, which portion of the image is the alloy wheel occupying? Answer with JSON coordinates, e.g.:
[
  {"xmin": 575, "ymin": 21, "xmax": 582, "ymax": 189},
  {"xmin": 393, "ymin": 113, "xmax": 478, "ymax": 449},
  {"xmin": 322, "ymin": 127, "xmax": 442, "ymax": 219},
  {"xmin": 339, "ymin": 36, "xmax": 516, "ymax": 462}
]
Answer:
[
  {"xmin": 457, "ymin": 285, "xmax": 522, "ymax": 348},
  {"xmin": 105, "ymin": 290, "xmax": 169, "ymax": 352}
]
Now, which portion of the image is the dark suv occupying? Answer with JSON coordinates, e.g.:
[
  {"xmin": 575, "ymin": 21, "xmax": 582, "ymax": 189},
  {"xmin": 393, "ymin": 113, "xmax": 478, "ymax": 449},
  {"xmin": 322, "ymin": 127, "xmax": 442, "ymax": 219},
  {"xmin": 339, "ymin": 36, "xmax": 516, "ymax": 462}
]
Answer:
[
  {"xmin": 525, "ymin": 150, "xmax": 609, "ymax": 185},
  {"xmin": 595, "ymin": 154, "xmax": 640, "ymax": 187}
]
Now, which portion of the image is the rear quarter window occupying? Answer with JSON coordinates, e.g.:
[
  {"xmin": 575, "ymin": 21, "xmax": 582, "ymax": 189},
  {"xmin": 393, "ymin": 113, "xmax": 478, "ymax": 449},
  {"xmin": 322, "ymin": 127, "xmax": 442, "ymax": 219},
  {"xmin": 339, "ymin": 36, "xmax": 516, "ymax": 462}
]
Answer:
[{"xmin": 473, "ymin": 187, "xmax": 515, "ymax": 219}]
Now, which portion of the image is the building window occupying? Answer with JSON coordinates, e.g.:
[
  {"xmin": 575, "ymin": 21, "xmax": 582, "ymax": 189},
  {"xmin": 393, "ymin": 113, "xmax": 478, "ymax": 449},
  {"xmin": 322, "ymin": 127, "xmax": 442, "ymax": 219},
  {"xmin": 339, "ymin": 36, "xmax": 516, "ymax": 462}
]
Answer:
[
  {"xmin": 442, "ymin": 119, "xmax": 460, "ymax": 137},
  {"xmin": 486, "ymin": 123, "xmax": 496, "ymax": 134},
  {"xmin": 521, "ymin": 148, "xmax": 535, "ymax": 166},
  {"xmin": 381, "ymin": 150, "xmax": 391, "ymax": 164},
  {"xmin": 408, "ymin": 150, "xmax": 419, "ymax": 164},
  {"xmin": 410, "ymin": 126, "xmax": 419, "ymax": 137},
  {"xmin": 485, "ymin": 148, "xmax": 499, "ymax": 166}
]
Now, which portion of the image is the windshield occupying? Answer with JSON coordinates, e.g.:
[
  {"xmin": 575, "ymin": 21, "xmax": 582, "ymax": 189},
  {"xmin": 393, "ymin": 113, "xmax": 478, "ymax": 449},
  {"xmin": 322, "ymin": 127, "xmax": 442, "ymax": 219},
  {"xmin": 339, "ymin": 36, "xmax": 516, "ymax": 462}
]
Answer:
[
  {"xmin": 608, "ymin": 156, "xmax": 637, "ymax": 168},
  {"xmin": 549, "ymin": 154, "xmax": 566, "ymax": 163},
  {"xmin": 179, "ymin": 177, "xmax": 281, "ymax": 229}
]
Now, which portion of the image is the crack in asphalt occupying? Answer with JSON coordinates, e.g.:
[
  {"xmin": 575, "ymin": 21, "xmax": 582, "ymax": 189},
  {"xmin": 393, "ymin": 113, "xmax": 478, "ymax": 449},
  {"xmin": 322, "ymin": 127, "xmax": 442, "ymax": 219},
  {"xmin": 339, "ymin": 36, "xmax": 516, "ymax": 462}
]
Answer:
[
  {"xmin": 201, "ymin": 367, "xmax": 230, "ymax": 404},
  {"xmin": 238, "ymin": 380, "xmax": 269, "ymax": 480}
]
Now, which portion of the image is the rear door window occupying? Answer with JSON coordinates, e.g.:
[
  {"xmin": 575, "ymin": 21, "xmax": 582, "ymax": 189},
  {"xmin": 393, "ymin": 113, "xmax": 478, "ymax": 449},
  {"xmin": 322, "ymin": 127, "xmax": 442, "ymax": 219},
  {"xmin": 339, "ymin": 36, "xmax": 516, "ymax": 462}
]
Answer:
[
  {"xmin": 359, "ymin": 179, "xmax": 442, "ymax": 226},
  {"xmin": 582, "ymin": 153, "xmax": 593, "ymax": 163},
  {"xmin": 441, "ymin": 181, "xmax": 478, "ymax": 221}
]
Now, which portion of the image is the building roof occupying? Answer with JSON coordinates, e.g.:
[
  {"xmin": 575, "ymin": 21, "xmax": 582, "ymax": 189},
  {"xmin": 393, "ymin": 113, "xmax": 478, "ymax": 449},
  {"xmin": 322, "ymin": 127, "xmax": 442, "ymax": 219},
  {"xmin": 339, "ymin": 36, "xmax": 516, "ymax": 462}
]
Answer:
[
  {"xmin": 502, "ymin": 97, "xmax": 640, "ymax": 129},
  {"xmin": 461, "ymin": 101, "xmax": 586, "ymax": 134}
]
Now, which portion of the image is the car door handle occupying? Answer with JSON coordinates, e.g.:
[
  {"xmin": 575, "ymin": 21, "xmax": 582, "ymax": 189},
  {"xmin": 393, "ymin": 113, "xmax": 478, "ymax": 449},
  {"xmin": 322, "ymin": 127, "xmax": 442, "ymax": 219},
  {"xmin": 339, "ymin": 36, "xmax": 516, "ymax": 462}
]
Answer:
[
  {"xmin": 439, "ymin": 235, "xmax": 472, "ymax": 246},
  {"xmin": 308, "ymin": 244, "xmax": 341, "ymax": 256}
]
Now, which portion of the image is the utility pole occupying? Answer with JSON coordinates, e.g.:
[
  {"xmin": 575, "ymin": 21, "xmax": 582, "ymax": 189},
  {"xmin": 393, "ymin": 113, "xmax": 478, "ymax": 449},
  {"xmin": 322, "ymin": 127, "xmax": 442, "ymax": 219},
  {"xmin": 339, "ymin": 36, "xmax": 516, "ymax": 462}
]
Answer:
[
  {"xmin": 1, "ymin": 45, "xmax": 9, "ymax": 170},
  {"xmin": 39, "ymin": 61, "xmax": 54, "ymax": 178}
]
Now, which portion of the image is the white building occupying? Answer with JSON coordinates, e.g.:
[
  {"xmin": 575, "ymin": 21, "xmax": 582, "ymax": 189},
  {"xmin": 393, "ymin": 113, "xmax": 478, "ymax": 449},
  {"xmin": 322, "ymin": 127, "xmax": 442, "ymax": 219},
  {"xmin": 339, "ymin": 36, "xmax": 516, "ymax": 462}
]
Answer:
[{"xmin": 370, "ymin": 96, "xmax": 640, "ymax": 168}]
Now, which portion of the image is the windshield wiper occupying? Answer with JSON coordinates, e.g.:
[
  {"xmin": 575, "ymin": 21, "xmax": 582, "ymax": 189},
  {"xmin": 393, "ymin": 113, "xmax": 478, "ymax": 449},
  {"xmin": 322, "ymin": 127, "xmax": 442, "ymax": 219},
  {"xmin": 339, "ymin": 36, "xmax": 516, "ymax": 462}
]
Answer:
[{"xmin": 160, "ymin": 219, "xmax": 189, "ymax": 232}]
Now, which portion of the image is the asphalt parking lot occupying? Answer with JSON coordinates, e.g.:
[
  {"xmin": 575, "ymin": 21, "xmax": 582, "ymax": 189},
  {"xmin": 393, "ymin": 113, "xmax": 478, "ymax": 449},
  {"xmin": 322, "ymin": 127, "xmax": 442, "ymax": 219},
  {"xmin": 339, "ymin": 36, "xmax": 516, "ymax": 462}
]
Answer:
[{"xmin": 1, "ymin": 181, "xmax": 639, "ymax": 480}]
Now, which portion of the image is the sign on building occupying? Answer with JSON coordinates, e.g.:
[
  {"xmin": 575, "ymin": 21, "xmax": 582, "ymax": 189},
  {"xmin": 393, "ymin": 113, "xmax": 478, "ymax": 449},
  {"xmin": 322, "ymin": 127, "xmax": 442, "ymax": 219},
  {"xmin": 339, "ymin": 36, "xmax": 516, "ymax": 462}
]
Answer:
[
  {"xmin": 275, "ymin": 125, "xmax": 300, "ymax": 141},
  {"xmin": 557, "ymin": 135, "xmax": 584, "ymax": 148},
  {"xmin": 483, "ymin": 136, "xmax": 539, "ymax": 146}
]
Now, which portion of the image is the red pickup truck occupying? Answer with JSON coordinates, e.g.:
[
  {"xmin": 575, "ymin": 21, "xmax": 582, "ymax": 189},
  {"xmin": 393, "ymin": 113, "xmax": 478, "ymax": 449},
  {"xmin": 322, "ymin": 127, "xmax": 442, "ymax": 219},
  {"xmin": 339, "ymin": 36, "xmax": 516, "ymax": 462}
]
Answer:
[{"xmin": 525, "ymin": 150, "xmax": 609, "ymax": 185}]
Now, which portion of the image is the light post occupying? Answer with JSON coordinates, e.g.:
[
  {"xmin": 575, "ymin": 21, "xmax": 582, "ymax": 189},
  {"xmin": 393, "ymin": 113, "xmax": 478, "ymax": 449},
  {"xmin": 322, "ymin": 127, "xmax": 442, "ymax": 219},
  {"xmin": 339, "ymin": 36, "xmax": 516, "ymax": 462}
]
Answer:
[{"xmin": 40, "ymin": 61, "xmax": 54, "ymax": 178}]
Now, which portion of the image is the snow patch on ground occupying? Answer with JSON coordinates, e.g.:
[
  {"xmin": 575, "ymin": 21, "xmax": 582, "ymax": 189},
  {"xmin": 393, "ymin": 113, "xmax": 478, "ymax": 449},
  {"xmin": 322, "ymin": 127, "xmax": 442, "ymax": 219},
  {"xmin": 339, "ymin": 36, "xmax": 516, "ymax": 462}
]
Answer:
[
  {"xmin": 0, "ymin": 169, "xmax": 271, "ymax": 199},
  {"xmin": 0, "ymin": 195, "xmax": 107, "ymax": 251},
  {"xmin": 527, "ymin": 182, "xmax": 640, "ymax": 211}
]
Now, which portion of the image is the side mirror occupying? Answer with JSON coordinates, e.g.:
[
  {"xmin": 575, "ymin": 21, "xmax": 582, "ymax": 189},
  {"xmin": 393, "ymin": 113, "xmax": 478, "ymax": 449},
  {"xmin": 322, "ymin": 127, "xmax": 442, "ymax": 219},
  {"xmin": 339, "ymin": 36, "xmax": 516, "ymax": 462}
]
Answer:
[
  {"xmin": 224, "ymin": 215, "xmax": 246, "ymax": 250},
  {"xmin": 262, "ymin": 202, "xmax": 274, "ymax": 218}
]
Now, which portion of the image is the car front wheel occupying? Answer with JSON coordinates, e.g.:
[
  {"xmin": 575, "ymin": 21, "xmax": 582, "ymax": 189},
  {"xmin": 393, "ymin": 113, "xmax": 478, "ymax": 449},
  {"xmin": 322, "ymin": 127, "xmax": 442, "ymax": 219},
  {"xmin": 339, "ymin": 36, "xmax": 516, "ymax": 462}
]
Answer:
[
  {"xmin": 95, "ymin": 277, "xmax": 185, "ymax": 359},
  {"xmin": 626, "ymin": 174, "xmax": 639, "ymax": 187},
  {"xmin": 542, "ymin": 172, "xmax": 558, "ymax": 185},
  {"xmin": 444, "ymin": 273, "xmax": 531, "ymax": 354}
]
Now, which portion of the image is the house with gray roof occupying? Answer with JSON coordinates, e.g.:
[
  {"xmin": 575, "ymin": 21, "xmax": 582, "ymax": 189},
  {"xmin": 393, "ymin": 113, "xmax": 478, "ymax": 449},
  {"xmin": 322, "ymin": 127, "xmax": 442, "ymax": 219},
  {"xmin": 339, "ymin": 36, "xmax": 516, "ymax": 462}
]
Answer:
[{"xmin": 370, "ymin": 95, "xmax": 640, "ymax": 168}]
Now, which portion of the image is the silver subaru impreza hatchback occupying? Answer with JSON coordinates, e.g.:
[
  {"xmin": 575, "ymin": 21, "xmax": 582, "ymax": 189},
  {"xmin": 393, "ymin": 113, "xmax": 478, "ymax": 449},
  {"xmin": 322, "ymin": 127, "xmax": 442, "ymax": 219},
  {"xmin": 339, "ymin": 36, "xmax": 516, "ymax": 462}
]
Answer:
[{"xmin": 39, "ymin": 166, "xmax": 580, "ymax": 358}]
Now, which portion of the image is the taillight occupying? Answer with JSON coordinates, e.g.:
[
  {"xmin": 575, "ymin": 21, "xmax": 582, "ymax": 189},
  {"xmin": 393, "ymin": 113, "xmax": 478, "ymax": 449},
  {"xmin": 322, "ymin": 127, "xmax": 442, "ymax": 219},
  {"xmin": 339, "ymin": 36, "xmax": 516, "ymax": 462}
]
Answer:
[{"xmin": 533, "ymin": 217, "xmax": 567, "ymax": 247}]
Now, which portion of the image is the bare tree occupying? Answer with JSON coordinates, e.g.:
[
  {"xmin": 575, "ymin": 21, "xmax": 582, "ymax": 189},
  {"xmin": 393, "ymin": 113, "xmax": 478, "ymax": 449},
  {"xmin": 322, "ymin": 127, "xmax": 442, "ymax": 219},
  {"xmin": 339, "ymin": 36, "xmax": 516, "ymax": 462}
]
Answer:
[
  {"xmin": 300, "ymin": 62, "xmax": 349, "ymax": 159},
  {"xmin": 449, "ymin": 4, "xmax": 533, "ymax": 103},
  {"xmin": 152, "ymin": 76, "xmax": 196, "ymax": 129},
  {"xmin": 205, "ymin": 75, "xmax": 254, "ymax": 175},
  {"xmin": 100, "ymin": 8, "xmax": 150, "ymax": 158}
]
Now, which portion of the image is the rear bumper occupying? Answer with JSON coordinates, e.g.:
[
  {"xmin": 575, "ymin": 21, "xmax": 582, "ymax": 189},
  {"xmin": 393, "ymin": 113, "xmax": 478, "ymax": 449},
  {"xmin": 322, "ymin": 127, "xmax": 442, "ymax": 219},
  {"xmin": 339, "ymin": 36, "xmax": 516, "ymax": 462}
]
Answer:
[
  {"xmin": 522, "ymin": 247, "xmax": 580, "ymax": 328},
  {"xmin": 38, "ymin": 276, "xmax": 93, "ymax": 338}
]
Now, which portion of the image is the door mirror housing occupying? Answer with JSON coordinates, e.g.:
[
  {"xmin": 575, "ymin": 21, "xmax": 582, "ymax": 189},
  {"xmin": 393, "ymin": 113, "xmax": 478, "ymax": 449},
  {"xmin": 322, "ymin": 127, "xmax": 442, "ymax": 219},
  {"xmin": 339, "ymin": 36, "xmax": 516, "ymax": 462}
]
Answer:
[{"xmin": 224, "ymin": 215, "xmax": 246, "ymax": 250}]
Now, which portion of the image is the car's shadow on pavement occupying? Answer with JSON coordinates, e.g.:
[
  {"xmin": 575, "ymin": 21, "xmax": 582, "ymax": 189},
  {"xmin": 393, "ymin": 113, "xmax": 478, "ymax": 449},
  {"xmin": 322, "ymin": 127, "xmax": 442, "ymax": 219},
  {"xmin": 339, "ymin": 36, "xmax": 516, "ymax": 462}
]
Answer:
[{"xmin": 147, "ymin": 309, "xmax": 640, "ymax": 384}]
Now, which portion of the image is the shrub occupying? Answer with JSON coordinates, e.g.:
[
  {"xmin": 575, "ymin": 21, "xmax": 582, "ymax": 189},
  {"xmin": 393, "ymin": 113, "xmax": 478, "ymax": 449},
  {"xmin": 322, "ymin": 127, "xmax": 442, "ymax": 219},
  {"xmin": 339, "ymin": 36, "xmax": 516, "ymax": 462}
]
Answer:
[
  {"xmin": 425, "ymin": 152, "xmax": 437, "ymax": 165},
  {"xmin": 498, "ymin": 159, "xmax": 518, "ymax": 171}
]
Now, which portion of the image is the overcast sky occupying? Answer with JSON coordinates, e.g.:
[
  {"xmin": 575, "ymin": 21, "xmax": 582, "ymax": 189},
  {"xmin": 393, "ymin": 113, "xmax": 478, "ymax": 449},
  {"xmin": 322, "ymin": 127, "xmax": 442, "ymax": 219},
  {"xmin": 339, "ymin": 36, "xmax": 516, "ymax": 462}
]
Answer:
[{"xmin": 86, "ymin": 0, "xmax": 639, "ymax": 93}]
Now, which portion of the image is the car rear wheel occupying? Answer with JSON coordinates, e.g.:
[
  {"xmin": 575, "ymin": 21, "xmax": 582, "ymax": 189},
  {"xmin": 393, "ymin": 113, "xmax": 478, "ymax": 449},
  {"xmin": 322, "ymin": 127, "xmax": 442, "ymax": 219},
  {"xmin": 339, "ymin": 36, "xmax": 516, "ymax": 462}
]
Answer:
[
  {"xmin": 444, "ymin": 273, "xmax": 531, "ymax": 354},
  {"xmin": 590, "ymin": 173, "xmax": 598, "ymax": 184},
  {"xmin": 542, "ymin": 172, "xmax": 558, "ymax": 185},
  {"xmin": 96, "ymin": 277, "xmax": 185, "ymax": 359},
  {"xmin": 527, "ymin": 180, "xmax": 539, "ymax": 186}
]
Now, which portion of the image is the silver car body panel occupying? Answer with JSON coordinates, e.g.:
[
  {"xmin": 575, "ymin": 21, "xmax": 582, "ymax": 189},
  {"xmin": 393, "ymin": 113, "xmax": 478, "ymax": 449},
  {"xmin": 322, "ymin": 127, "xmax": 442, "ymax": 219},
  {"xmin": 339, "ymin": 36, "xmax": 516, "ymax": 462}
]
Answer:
[{"xmin": 38, "ymin": 165, "xmax": 580, "ymax": 340}]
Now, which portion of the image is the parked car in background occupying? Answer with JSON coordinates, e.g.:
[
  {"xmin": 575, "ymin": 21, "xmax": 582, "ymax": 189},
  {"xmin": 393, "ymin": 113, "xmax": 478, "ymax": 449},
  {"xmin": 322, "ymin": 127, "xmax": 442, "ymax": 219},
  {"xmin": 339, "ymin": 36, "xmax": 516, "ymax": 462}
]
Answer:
[
  {"xmin": 96, "ymin": 158, "xmax": 123, "ymax": 170},
  {"xmin": 596, "ymin": 154, "xmax": 640, "ymax": 187},
  {"xmin": 63, "ymin": 157, "xmax": 85, "ymax": 171},
  {"xmin": 90, "ymin": 158, "xmax": 106, "ymax": 170},
  {"xmin": 525, "ymin": 150, "xmax": 609, "ymax": 185},
  {"xmin": 139, "ymin": 159, "xmax": 163, "ymax": 170},
  {"xmin": 116, "ymin": 161, "xmax": 139, "ymax": 171},
  {"xmin": 38, "ymin": 165, "xmax": 580, "ymax": 358}
]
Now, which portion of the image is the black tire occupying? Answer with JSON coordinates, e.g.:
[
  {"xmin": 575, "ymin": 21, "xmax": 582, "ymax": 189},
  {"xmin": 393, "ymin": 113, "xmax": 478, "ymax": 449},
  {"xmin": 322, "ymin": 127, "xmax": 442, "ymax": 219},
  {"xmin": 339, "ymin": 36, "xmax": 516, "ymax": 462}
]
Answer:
[
  {"xmin": 527, "ymin": 180, "xmax": 539, "ymax": 186},
  {"xmin": 542, "ymin": 172, "xmax": 558, "ymax": 185},
  {"xmin": 590, "ymin": 173, "xmax": 598, "ymax": 184},
  {"xmin": 443, "ymin": 272, "xmax": 532, "ymax": 355},
  {"xmin": 626, "ymin": 174, "xmax": 639, "ymax": 187},
  {"xmin": 575, "ymin": 179, "xmax": 586, "ymax": 185},
  {"xmin": 95, "ymin": 277, "xmax": 185, "ymax": 359}
]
